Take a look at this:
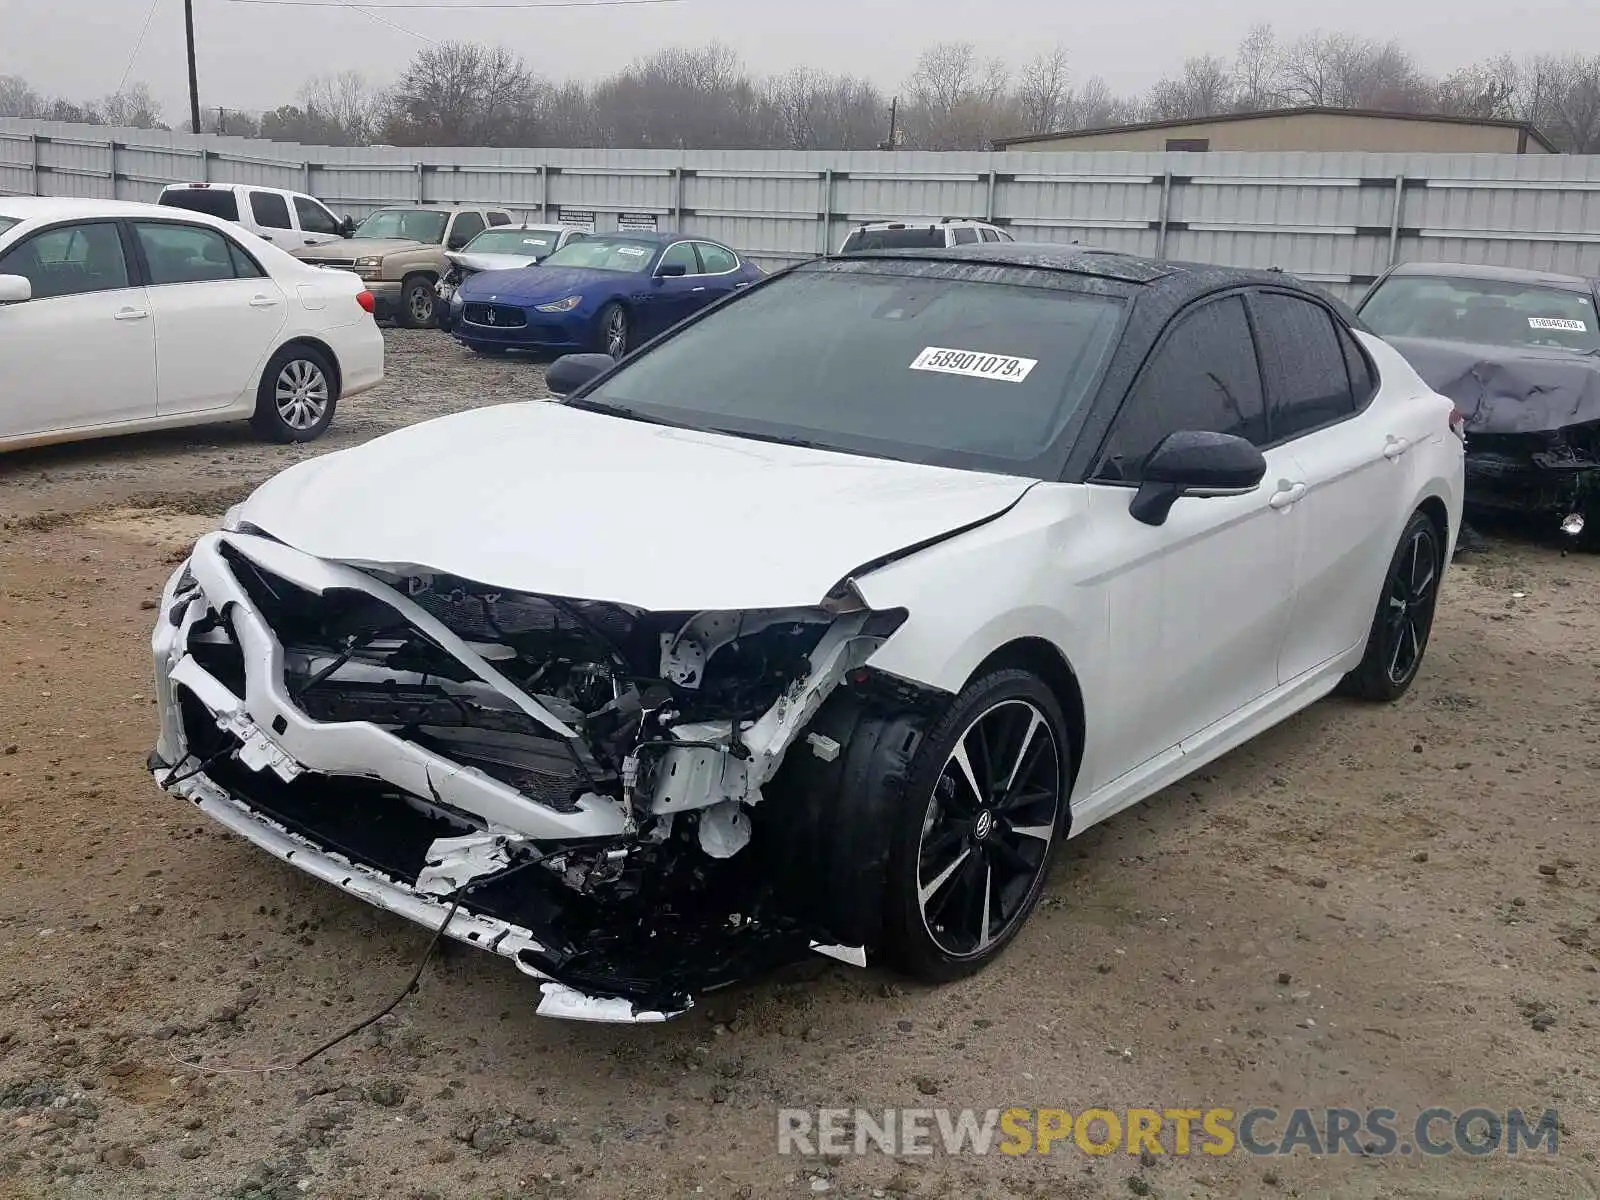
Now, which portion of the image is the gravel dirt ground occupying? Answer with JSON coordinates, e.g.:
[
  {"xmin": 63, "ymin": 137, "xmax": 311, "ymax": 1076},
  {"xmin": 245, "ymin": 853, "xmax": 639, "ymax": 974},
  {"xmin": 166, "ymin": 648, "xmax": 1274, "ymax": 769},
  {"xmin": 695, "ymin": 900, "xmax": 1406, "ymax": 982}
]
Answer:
[{"xmin": 2, "ymin": 329, "xmax": 1598, "ymax": 1200}]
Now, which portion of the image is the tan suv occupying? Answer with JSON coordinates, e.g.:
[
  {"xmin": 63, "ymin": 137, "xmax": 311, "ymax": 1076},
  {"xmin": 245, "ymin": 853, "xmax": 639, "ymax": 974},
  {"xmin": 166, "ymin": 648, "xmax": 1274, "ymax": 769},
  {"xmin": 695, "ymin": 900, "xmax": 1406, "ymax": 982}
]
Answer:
[{"xmin": 292, "ymin": 205, "xmax": 515, "ymax": 328}]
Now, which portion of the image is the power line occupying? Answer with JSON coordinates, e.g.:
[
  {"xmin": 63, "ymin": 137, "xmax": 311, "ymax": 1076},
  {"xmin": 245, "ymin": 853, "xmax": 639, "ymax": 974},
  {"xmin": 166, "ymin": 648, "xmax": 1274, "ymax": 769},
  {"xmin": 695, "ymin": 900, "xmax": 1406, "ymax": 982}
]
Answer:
[
  {"xmin": 115, "ymin": 0, "xmax": 164, "ymax": 95},
  {"xmin": 339, "ymin": 1, "xmax": 439, "ymax": 43},
  {"xmin": 224, "ymin": 0, "xmax": 683, "ymax": 8}
]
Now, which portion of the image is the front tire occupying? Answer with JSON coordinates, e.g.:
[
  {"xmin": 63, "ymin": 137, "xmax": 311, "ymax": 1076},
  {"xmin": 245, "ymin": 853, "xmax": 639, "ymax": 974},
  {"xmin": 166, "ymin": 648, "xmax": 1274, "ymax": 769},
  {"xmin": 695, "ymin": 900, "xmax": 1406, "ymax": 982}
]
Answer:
[
  {"xmin": 1339, "ymin": 509, "xmax": 1443, "ymax": 702},
  {"xmin": 249, "ymin": 344, "xmax": 338, "ymax": 443},
  {"xmin": 596, "ymin": 302, "xmax": 630, "ymax": 358},
  {"xmin": 399, "ymin": 275, "xmax": 437, "ymax": 329},
  {"xmin": 882, "ymin": 669, "xmax": 1069, "ymax": 983}
]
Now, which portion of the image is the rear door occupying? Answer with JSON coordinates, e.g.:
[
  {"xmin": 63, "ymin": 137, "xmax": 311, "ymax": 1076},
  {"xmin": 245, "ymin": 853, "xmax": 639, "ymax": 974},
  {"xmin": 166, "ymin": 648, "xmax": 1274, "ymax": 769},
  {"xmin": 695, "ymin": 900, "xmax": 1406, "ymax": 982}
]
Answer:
[
  {"xmin": 689, "ymin": 242, "xmax": 746, "ymax": 306},
  {"xmin": 0, "ymin": 219, "xmax": 157, "ymax": 437},
  {"xmin": 247, "ymin": 190, "xmax": 295, "ymax": 248},
  {"xmin": 1251, "ymin": 290, "xmax": 1422, "ymax": 682},
  {"xmin": 130, "ymin": 220, "xmax": 288, "ymax": 416},
  {"xmin": 1084, "ymin": 293, "xmax": 1299, "ymax": 784}
]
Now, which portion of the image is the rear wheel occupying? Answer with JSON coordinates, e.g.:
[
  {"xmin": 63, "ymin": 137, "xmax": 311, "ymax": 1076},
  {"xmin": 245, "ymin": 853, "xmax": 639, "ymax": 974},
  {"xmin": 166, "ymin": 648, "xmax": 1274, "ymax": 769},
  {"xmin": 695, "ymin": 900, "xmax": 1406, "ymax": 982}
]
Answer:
[
  {"xmin": 400, "ymin": 275, "xmax": 437, "ymax": 329},
  {"xmin": 1340, "ymin": 510, "xmax": 1443, "ymax": 701},
  {"xmin": 250, "ymin": 344, "xmax": 338, "ymax": 443}
]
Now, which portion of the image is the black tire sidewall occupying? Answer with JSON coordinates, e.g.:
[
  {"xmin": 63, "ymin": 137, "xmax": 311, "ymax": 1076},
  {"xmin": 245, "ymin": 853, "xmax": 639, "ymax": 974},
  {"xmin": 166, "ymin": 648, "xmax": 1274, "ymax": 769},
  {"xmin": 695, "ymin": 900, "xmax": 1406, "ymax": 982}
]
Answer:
[
  {"xmin": 1344, "ymin": 509, "xmax": 1442, "ymax": 701},
  {"xmin": 881, "ymin": 668, "xmax": 1070, "ymax": 981},
  {"xmin": 401, "ymin": 278, "xmax": 436, "ymax": 329},
  {"xmin": 597, "ymin": 303, "xmax": 627, "ymax": 357},
  {"xmin": 252, "ymin": 345, "xmax": 338, "ymax": 443}
]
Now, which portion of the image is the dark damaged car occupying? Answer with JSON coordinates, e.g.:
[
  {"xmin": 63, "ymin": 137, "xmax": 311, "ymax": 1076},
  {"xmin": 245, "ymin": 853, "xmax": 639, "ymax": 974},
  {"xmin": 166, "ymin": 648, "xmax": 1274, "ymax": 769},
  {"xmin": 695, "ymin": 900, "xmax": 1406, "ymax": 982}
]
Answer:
[
  {"xmin": 149, "ymin": 245, "xmax": 1462, "ymax": 1021},
  {"xmin": 1357, "ymin": 261, "xmax": 1600, "ymax": 542}
]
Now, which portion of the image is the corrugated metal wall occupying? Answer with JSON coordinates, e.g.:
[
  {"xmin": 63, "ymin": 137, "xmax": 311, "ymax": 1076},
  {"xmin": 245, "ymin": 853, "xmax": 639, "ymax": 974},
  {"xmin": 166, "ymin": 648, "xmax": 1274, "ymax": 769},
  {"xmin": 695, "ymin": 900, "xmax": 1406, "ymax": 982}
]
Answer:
[{"xmin": 7, "ymin": 119, "xmax": 1600, "ymax": 301}]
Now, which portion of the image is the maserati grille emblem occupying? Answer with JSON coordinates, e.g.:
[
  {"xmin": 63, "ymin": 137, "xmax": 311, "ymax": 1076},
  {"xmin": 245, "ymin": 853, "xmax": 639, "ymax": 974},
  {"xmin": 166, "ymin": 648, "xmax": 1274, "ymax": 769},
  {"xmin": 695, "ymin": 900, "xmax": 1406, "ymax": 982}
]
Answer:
[{"xmin": 486, "ymin": 309, "xmax": 497, "ymax": 325}]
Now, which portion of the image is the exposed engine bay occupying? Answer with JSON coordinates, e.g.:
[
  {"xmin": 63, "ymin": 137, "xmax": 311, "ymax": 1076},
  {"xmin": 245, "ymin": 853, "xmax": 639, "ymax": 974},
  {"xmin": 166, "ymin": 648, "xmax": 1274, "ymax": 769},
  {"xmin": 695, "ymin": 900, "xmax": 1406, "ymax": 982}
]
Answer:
[{"xmin": 150, "ymin": 531, "xmax": 926, "ymax": 1020}]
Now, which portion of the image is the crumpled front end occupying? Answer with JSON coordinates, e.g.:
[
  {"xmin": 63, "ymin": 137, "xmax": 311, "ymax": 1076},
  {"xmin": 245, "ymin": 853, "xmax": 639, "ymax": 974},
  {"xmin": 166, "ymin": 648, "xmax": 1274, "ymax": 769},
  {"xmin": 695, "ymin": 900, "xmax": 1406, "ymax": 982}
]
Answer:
[{"xmin": 150, "ymin": 531, "xmax": 908, "ymax": 1020}]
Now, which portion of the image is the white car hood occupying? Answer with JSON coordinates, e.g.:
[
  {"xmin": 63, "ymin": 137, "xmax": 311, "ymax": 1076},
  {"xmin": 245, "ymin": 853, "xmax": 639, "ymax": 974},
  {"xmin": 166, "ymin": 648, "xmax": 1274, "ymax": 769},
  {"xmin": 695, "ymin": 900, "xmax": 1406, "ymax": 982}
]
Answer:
[{"xmin": 234, "ymin": 402, "xmax": 1036, "ymax": 611}]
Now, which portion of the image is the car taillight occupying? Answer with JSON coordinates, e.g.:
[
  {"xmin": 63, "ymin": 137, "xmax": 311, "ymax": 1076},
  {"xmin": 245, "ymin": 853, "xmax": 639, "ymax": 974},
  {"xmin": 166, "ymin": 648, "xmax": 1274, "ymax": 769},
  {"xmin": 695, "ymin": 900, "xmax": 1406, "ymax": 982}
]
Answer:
[
  {"xmin": 356, "ymin": 290, "xmax": 375, "ymax": 315},
  {"xmin": 1448, "ymin": 407, "xmax": 1466, "ymax": 440}
]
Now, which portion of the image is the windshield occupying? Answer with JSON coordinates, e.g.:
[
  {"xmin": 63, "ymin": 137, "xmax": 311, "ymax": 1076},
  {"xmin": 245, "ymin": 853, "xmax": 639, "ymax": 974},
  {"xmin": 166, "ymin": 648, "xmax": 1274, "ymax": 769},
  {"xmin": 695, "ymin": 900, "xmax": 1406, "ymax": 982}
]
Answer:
[
  {"xmin": 571, "ymin": 262, "xmax": 1125, "ymax": 472},
  {"xmin": 1361, "ymin": 274, "xmax": 1600, "ymax": 352},
  {"xmin": 540, "ymin": 237, "xmax": 658, "ymax": 273},
  {"xmin": 0, "ymin": 217, "xmax": 17, "ymax": 238},
  {"xmin": 842, "ymin": 227, "xmax": 945, "ymax": 252},
  {"xmin": 465, "ymin": 229, "xmax": 562, "ymax": 257},
  {"xmin": 352, "ymin": 209, "xmax": 448, "ymax": 243}
]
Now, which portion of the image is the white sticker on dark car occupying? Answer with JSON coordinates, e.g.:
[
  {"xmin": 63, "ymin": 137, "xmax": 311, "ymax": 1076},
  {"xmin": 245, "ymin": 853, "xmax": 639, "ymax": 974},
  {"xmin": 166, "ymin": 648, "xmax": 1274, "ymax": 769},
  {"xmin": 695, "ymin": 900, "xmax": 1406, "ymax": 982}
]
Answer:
[
  {"xmin": 1529, "ymin": 317, "xmax": 1587, "ymax": 331},
  {"xmin": 909, "ymin": 346, "xmax": 1038, "ymax": 383}
]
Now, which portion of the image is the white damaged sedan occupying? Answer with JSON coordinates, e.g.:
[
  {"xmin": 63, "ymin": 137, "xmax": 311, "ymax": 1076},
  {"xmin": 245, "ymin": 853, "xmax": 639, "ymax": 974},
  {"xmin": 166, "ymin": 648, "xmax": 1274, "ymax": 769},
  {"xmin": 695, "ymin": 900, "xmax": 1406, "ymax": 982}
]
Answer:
[{"xmin": 150, "ymin": 244, "xmax": 1464, "ymax": 1021}]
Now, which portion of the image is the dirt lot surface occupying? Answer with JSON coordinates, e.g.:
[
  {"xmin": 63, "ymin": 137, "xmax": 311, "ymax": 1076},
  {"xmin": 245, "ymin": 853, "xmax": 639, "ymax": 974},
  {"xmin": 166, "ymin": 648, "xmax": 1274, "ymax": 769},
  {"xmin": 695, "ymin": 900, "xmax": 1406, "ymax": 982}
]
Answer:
[{"xmin": 2, "ymin": 329, "xmax": 1599, "ymax": 1200}]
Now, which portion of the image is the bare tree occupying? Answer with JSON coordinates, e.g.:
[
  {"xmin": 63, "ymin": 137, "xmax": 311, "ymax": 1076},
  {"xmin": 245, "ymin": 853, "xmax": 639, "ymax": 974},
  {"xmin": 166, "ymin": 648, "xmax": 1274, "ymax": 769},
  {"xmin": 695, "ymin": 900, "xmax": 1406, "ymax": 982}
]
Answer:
[
  {"xmin": 0, "ymin": 75, "xmax": 41, "ymax": 118},
  {"xmin": 98, "ymin": 83, "xmax": 163, "ymax": 128},
  {"xmin": 1144, "ymin": 55, "xmax": 1236, "ymax": 120},
  {"xmin": 592, "ymin": 42, "xmax": 764, "ymax": 148},
  {"xmin": 1062, "ymin": 76, "xmax": 1142, "ymax": 130},
  {"xmin": 905, "ymin": 41, "xmax": 1014, "ymax": 149},
  {"xmin": 1538, "ymin": 54, "xmax": 1600, "ymax": 152},
  {"xmin": 1234, "ymin": 23, "xmax": 1282, "ymax": 111},
  {"xmin": 298, "ymin": 71, "xmax": 384, "ymax": 145},
  {"xmin": 765, "ymin": 66, "xmax": 886, "ymax": 150},
  {"xmin": 1015, "ymin": 46, "xmax": 1070, "ymax": 135},
  {"xmin": 386, "ymin": 42, "xmax": 537, "ymax": 145},
  {"xmin": 1279, "ymin": 32, "xmax": 1426, "ymax": 110}
]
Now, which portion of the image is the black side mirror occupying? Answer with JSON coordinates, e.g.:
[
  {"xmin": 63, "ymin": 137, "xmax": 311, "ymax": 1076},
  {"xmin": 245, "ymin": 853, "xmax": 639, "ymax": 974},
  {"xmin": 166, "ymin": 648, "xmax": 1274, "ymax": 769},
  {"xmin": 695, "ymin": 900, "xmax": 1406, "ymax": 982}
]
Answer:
[
  {"xmin": 1128, "ymin": 430, "xmax": 1266, "ymax": 526},
  {"xmin": 547, "ymin": 353, "xmax": 617, "ymax": 395},
  {"xmin": 339, "ymin": 216, "xmax": 357, "ymax": 236},
  {"xmin": 657, "ymin": 262, "xmax": 687, "ymax": 278}
]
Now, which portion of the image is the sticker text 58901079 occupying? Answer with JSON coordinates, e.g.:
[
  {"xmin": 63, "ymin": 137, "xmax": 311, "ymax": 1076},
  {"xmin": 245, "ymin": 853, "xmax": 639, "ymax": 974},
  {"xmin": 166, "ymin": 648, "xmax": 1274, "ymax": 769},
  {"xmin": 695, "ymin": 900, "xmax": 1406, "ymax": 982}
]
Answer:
[{"xmin": 910, "ymin": 346, "xmax": 1039, "ymax": 384}]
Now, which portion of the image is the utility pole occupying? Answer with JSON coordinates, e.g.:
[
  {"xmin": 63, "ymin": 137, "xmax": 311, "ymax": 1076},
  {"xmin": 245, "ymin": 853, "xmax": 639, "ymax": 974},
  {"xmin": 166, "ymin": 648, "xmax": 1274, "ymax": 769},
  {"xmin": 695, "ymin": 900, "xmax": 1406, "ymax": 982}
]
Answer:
[
  {"xmin": 880, "ymin": 97, "xmax": 898, "ymax": 151},
  {"xmin": 184, "ymin": 0, "xmax": 201, "ymax": 134}
]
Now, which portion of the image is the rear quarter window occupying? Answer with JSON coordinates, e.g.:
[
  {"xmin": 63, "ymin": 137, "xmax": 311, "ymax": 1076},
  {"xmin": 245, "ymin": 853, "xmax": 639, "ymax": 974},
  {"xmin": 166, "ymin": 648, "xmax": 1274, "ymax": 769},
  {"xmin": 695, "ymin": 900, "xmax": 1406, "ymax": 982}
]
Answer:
[{"xmin": 159, "ymin": 188, "xmax": 239, "ymax": 222}]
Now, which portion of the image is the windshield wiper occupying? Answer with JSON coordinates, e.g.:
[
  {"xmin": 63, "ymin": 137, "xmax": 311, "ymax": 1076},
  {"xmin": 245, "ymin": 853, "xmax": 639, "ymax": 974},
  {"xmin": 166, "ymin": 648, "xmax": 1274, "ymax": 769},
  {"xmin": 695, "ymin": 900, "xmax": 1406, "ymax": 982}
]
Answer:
[{"xmin": 701, "ymin": 425, "xmax": 838, "ymax": 452}]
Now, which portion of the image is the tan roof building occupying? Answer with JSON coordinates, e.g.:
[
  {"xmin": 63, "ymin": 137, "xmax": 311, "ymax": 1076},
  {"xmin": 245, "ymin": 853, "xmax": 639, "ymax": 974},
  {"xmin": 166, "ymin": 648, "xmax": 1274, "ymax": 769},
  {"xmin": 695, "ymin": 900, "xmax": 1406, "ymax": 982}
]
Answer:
[{"xmin": 993, "ymin": 107, "xmax": 1557, "ymax": 154}]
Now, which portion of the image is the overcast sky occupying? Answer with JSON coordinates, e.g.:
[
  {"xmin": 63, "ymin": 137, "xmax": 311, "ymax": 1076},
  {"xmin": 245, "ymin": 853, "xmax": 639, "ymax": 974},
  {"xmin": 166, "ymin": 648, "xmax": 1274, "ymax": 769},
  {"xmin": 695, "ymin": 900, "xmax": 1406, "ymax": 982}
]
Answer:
[{"xmin": 3, "ymin": 0, "xmax": 1598, "ymax": 120}]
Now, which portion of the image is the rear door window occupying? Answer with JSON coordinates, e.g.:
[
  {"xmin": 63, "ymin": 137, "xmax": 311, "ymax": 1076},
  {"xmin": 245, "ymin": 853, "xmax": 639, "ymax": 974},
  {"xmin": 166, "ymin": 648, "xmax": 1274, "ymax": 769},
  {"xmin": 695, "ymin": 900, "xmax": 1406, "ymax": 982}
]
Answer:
[
  {"xmin": 1250, "ymin": 292, "xmax": 1358, "ymax": 441},
  {"xmin": 133, "ymin": 222, "xmax": 251, "ymax": 286},
  {"xmin": 249, "ymin": 191, "xmax": 293, "ymax": 231},
  {"xmin": 952, "ymin": 228, "xmax": 979, "ymax": 245}
]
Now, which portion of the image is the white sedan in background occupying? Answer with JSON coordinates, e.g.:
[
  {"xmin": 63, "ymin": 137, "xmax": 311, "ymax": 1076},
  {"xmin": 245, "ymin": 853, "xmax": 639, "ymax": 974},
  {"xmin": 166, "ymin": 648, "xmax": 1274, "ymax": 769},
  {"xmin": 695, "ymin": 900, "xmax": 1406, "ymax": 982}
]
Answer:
[{"xmin": 0, "ymin": 198, "xmax": 384, "ymax": 452}]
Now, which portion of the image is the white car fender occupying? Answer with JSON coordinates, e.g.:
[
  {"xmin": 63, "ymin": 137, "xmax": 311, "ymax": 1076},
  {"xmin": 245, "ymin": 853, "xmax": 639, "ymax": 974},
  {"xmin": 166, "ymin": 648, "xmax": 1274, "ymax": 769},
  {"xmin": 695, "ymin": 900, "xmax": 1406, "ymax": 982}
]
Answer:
[{"xmin": 853, "ymin": 482, "xmax": 1104, "ymax": 747}]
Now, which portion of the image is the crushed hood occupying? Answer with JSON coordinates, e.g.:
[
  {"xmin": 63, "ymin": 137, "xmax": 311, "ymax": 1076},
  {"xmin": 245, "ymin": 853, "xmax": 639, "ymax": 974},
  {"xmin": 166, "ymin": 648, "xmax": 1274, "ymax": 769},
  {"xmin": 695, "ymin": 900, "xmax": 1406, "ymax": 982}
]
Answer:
[
  {"xmin": 446, "ymin": 251, "xmax": 542, "ymax": 273},
  {"xmin": 459, "ymin": 265, "xmax": 634, "ymax": 304},
  {"xmin": 231, "ymin": 402, "xmax": 1036, "ymax": 611},
  {"xmin": 1386, "ymin": 336, "xmax": 1600, "ymax": 434}
]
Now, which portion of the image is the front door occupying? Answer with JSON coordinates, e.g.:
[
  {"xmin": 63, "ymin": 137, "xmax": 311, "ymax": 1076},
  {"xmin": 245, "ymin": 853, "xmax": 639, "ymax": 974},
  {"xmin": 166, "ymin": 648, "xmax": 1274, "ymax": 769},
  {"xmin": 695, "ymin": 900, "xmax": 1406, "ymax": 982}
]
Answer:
[
  {"xmin": 0, "ymin": 220, "xmax": 157, "ymax": 438},
  {"xmin": 1081, "ymin": 294, "xmax": 1300, "ymax": 788},
  {"xmin": 130, "ymin": 220, "xmax": 288, "ymax": 416}
]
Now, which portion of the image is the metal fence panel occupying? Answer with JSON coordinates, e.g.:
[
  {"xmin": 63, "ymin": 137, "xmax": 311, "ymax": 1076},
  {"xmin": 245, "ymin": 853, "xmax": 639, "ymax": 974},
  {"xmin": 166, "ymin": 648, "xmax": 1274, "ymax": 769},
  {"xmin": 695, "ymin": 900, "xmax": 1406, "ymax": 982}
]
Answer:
[{"xmin": 7, "ymin": 118, "xmax": 1600, "ymax": 288}]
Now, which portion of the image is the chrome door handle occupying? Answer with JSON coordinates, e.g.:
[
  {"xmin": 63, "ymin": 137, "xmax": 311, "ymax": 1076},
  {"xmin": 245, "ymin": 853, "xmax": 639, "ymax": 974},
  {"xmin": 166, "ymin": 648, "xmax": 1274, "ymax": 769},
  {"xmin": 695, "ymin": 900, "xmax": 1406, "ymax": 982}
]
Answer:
[
  {"xmin": 249, "ymin": 295, "xmax": 280, "ymax": 308},
  {"xmin": 1383, "ymin": 435, "xmax": 1412, "ymax": 460},
  {"xmin": 692, "ymin": 286, "xmax": 707, "ymax": 292},
  {"xmin": 113, "ymin": 307, "xmax": 149, "ymax": 321},
  {"xmin": 1269, "ymin": 482, "xmax": 1307, "ymax": 509}
]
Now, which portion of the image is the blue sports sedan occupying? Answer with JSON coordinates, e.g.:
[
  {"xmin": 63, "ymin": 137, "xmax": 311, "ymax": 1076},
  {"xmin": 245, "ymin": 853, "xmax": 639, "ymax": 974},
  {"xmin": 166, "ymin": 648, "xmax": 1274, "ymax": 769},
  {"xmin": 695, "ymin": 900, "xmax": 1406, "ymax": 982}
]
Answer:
[{"xmin": 450, "ymin": 232, "xmax": 764, "ymax": 357}]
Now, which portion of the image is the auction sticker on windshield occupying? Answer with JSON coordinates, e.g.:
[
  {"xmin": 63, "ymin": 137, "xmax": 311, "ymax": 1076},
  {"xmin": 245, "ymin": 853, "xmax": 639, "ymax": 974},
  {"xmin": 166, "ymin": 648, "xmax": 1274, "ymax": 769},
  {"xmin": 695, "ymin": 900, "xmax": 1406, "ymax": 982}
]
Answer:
[
  {"xmin": 1529, "ymin": 317, "xmax": 1588, "ymax": 331},
  {"xmin": 911, "ymin": 346, "xmax": 1039, "ymax": 383}
]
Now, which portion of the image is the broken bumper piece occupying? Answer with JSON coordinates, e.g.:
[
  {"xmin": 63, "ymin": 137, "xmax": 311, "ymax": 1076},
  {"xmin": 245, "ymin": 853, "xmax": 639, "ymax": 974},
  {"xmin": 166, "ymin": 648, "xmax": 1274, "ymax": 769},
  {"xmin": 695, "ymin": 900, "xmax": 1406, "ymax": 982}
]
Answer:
[
  {"xmin": 154, "ymin": 759, "xmax": 681, "ymax": 1021},
  {"xmin": 150, "ymin": 532, "xmax": 893, "ymax": 1020}
]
